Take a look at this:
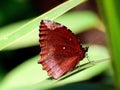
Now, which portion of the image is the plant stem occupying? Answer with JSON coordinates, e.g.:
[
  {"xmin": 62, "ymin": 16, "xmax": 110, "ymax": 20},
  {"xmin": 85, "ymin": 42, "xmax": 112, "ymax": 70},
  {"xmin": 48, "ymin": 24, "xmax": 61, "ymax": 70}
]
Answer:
[{"xmin": 97, "ymin": 0, "xmax": 120, "ymax": 89}]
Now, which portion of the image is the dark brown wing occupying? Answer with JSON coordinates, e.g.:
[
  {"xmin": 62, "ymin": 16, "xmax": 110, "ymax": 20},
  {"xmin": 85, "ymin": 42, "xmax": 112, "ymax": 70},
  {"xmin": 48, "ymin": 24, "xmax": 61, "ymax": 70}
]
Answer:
[{"xmin": 38, "ymin": 20, "xmax": 87, "ymax": 79}]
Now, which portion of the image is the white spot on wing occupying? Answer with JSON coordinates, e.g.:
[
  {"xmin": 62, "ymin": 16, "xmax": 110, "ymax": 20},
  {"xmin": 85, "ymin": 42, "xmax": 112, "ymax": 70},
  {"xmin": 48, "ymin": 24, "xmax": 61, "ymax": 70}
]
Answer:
[
  {"xmin": 69, "ymin": 38, "xmax": 72, "ymax": 41},
  {"xmin": 62, "ymin": 46, "xmax": 66, "ymax": 50}
]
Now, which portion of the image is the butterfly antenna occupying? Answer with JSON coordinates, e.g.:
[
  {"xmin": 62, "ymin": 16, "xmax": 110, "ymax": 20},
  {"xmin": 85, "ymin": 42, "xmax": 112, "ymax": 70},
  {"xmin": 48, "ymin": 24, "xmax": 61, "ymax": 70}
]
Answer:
[{"xmin": 85, "ymin": 53, "xmax": 90, "ymax": 63}]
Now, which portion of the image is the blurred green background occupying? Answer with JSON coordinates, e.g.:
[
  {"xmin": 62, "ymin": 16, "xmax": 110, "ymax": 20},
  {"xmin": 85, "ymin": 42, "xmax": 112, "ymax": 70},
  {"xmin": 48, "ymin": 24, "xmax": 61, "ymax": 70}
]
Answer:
[{"xmin": 0, "ymin": 0, "xmax": 116, "ymax": 90}]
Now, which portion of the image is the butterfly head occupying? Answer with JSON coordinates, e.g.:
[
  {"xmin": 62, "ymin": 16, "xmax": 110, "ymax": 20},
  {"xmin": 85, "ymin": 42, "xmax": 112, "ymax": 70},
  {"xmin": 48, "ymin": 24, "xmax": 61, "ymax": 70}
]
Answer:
[{"xmin": 79, "ymin": 46, "xmax": 88, "ymax": 60}]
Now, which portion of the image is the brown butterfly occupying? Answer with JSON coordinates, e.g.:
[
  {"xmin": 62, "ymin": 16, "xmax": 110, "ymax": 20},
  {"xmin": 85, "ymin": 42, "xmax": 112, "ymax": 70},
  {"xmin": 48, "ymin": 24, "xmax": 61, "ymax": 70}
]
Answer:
[{"xmin": 38, "ymin": 20, "xmax": 88, "ymax": 79}]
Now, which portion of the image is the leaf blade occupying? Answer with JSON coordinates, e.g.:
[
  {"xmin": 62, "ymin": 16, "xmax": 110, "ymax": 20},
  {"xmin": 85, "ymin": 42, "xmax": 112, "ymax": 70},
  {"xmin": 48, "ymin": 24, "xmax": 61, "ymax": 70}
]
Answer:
[{"xmin": 0, "ymin": 0, "xmax": 87, "ymax": 50}]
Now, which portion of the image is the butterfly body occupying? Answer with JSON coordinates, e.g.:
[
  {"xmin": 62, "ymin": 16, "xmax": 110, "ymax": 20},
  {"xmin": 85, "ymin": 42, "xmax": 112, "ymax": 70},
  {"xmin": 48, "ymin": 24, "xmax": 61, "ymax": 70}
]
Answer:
[{"xmin": 38, "ymin": 20, "xmax": 88, "ymax": 79}]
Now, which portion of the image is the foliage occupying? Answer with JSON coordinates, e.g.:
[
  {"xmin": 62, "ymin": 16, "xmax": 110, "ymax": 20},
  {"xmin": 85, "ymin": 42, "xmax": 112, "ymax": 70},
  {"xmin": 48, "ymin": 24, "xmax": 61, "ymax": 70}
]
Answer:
[{"xmin": 0, "ymin": 0, "xmax": 115, "ymax": 90}]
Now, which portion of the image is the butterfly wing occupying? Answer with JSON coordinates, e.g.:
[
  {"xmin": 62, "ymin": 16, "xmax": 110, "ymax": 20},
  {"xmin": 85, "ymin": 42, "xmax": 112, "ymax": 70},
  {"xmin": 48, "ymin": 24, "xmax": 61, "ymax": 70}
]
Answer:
[{"xmin": 38, "ymin": 20, "xmax": 87, "ymax": 79}]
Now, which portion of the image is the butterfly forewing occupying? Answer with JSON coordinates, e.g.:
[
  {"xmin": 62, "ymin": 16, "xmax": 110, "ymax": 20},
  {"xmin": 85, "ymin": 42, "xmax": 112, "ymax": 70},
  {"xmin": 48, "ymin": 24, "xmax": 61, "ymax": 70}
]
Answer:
[{"xmin": 38, "ymin": 20, "xmax": 87, "ymax": 79}]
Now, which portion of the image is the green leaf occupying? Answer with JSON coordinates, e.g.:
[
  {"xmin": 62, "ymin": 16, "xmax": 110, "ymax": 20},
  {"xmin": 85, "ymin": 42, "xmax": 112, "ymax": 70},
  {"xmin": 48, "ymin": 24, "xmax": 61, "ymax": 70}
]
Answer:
[
  {"xmin": 0, "ymin": 11, "xmax": 98, "ymax": 50},
  {"xmin": 0, "ymin": 45, "xmax": 110, "ymax": 90},
  {"xmin": 97, "ymin": 0, "xmax": 120, "ymax": 89},
  {"xmin": 0, "ymin": 0, "xmax": 87, "ymax": 50}
]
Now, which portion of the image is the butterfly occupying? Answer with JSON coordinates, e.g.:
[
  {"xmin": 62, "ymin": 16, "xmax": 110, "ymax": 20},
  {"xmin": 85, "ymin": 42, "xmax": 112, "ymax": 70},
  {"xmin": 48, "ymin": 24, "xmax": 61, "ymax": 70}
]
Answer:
[{"xmin": 38, "ymin": 20, "xmax": 88, "ymax": 79}]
